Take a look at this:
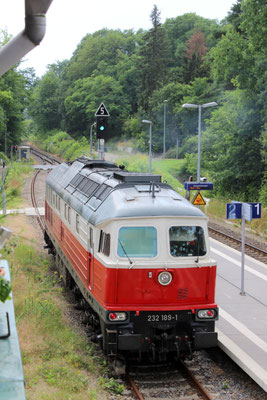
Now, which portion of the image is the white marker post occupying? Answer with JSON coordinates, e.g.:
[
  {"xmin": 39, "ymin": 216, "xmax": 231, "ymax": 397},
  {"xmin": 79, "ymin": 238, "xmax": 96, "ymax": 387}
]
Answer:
[{"xmin": 240, "ymin": 203, "xmax": 252, "ymax": 295}]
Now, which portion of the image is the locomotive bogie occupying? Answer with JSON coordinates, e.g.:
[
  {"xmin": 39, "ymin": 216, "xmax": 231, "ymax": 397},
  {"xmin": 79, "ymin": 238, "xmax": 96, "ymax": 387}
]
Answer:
[{"xmin": 44, "ymin": 158, "xmax": 218, "ymax": 360}]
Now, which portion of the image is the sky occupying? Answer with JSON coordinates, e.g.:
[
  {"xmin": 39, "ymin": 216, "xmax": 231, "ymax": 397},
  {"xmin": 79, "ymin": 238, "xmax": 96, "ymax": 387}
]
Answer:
[{"xmin": 0, "ymin": 0, "xmax": 236, "ymax": 77}]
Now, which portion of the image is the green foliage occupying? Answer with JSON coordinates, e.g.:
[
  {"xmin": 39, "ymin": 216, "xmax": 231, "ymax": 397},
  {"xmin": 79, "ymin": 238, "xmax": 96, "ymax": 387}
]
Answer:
[
  {"xmin": 0, "ymin": 276, "xmax": 12, "ymax": 302},
  {"xmin": 64, "ymin": 74, "xmax": 130, "ymax": 138},
  {"xmin": 42, "ymin": 131, "xmax": 91, "ymax": 161},
  {"xmin": 25, "ymin": 2, "xmax": 267, "ymax": 202},
  {"xmin": 98, "ymin": 377, "xmax": 124, "ymax": 395},
  {"xmin": 202, "ymin": 89, "xmax": 263, "ymax": 199},
  {"xmin": 39, "ymin": 364, "xmax": 88, "ymax": 392},
  {"xmin": 0, "ymin": 67, "xmax": 28, "ymax": 151},
  {"xmin": 29, "ymin": 70, "xmax": 62, "ymax": 133},
  {"xmin": 0, "ymin": 152, "xmax": 9, "ymax": 165},
  {"xmin": 137, "ymin": 5, "xmax": 171, "ymax": 112},
  {"xmin": 0, "ymin": 162, "xmax": 33, "ymax": 208},
  {"xmin": 259, "ymin": 172, "xmax": 267, "ymax": 207},
  {"xmin": 208, "ymin": 27, "xmax": 255, "ymax": 89},
  {"xmin": 184, "ymin": 153, "xmax": 198, "ymax": 177}
]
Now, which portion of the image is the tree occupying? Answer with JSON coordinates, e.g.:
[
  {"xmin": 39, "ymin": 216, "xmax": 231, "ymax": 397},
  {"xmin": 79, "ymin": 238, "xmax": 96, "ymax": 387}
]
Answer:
[
  {"xmin": 29, "ymin": 70, "xmax": 62, "ymax": 133},
  {"xmin": 163, "ymin": 13, "xmax": 222, "ymax": 83},
  {"xmin": 137, "ymin": 5, "xmax": 171, "ymax": 112},
  {"xmin": 0, "ymin": 68, "xmax": 27, "ymax": 152},
  {"xmin": 64, "ymin": 75, "xmax": 130, "ymax": 139},
  {"xmin": 202, "ymin": 89, "xmax": 263, "ymax": 199},
  {"xmin": 184, "ymin": 30, "xmax": 208, "ymax": 82}
]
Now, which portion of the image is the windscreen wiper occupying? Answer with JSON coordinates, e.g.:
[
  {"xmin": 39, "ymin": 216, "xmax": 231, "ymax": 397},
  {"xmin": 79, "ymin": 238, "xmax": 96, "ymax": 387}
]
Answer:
[{"xmin": 118, "ymin": 239, "xmax": 133, "ymax": 265}]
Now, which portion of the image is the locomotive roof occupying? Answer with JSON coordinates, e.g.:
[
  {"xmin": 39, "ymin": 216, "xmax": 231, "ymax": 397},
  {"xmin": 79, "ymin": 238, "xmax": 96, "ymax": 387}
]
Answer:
[{"xmin": 46, "ymin": 158, "xmax": 206, "ymax": 226}]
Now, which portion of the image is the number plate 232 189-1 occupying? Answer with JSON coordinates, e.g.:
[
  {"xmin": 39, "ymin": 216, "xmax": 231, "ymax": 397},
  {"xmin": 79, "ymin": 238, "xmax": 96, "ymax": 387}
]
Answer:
[{"xmin": 147, "ymin": 314, "xmax": 178, "ymax": 323}]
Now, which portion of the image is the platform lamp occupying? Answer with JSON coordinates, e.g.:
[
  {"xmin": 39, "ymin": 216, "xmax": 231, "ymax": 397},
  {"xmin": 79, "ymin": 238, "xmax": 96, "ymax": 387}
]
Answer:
[
  {"xmin": 90, "ymin": 122, "xmax": 96, "ymax": 156},
  {"xmin": 182, "ymin": 102, "xmax": 218, "ymax": 182}
]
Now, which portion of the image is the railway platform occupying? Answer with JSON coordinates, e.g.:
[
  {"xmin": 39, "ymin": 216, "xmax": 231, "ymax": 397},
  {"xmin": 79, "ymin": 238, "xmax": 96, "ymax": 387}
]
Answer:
[
  {"xmin": 0, "ymin": 207, "xmax": 44, "ymax": 216},
  {"xmin": 0, "ymin": 260, "xmax": 26, "ymax": 400},
  {"xmin": 211, "ymin": 238, "xmax": 267, "ymax": 393}
]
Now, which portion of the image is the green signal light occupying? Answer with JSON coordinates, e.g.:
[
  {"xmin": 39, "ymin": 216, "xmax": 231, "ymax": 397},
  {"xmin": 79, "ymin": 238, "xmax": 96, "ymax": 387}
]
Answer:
[{"xmin": 100, "ymin": 126, "xmax": 105, "ymax": 131}]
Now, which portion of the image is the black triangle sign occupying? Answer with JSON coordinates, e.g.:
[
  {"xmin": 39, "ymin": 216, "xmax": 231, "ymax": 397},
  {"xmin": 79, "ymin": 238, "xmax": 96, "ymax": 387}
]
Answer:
[{"xmin": 95, "ymin": 102, "xmax": 110, "ymax": 117}]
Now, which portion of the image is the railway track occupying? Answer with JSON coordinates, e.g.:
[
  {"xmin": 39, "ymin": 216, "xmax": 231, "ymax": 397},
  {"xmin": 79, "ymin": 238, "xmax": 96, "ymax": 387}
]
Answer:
[
  {"xmin": 30, "ymin": 145, "xmax": 62, "ymax": 165},
  {"xmin": 208, "ymin": 222, "xmax": 267, "ymax": 264},
  {"xmin": 124, "ymin": 359, "xmax": 216, "ymax": 400},
  {"xmin": 30, "ymin": 169, "xmax": 45, "ymax": 233},
  {"xmin": 29, "ymin": 146, "xmax": 61, "ymax": 233}
]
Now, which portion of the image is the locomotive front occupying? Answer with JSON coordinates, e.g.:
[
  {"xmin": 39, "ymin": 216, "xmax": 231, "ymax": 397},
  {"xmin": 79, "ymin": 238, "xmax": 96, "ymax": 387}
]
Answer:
[{"xmin": 44, "ymin": 160, "xmax": 218, "ymax": 362}]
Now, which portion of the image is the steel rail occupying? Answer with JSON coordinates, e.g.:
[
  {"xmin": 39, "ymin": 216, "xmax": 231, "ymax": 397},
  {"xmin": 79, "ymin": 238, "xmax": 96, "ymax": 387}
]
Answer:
[
  {"xmin": 179, "ymin": 360, "xmax": 214, "ymax": 400},
  {"xmin": 30, "ymin": 147, "xmax": 61, "ymax": 165},
  {"xmin": 126, "ymin": 363, "xmax": 214, "ymax": 400},
  {"xmin": 30, "ymin": 169, "xmax": 45, "ymax": 233},
  {"xmin": 208, "ymin": 226, "xmax": 267, "ymax": 256},
  {"xmin": 125, "ymin": 374, "xmax": 145, "ymax": 400}
]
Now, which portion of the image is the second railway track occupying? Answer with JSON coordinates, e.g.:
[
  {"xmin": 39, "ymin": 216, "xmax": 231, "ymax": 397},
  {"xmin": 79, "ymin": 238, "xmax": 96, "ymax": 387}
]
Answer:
[{"xmin": 208, "ymin": 221, "xmax": 267, "ymax": 264}]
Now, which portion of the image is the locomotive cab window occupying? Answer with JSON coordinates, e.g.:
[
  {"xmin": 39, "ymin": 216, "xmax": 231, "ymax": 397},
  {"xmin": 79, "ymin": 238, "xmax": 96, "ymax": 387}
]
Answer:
[
  {"xmin": 169, "ymin": 226, "xmax": 206, "ymax": 257},
  {"xmin": 118, "ymin": 227, "xmax": 157, "ymax": 258}
]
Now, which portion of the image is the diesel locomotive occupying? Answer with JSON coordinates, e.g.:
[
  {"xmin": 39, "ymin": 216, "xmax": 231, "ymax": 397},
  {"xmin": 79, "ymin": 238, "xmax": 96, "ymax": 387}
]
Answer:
[{"xmin": 44, "ymin": 157, "xmax": 218, "ymax": 362}]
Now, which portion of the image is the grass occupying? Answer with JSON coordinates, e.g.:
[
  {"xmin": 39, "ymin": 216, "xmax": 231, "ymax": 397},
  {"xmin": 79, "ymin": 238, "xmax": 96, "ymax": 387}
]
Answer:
[
  {"xmin": 1, "ymin": 237, "xmax": 113, "ymax": 399},
  {"xmin": 0, "ymin": 160, "xmax": 33, "ymax": 208},
  {"xmin": 112, "ymin": 153, "xmax": 186, "ymax": 191}
]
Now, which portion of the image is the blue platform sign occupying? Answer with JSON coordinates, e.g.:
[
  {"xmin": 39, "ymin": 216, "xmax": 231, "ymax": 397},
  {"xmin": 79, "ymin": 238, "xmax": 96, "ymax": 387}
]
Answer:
[
  {"xmin": 184, "ymin": 182, "xmax": 213, "ymax": 191},
  {"xmin": 226, "ymin": 203, "xmax": 242, "ymax": 219},
  {"xmin": 248, "ymin": 202, "xmax": 261, "ymax": 219},
  {"xmin": 226, "ymin": 202, "xmax": 261, "ymax": 220}
]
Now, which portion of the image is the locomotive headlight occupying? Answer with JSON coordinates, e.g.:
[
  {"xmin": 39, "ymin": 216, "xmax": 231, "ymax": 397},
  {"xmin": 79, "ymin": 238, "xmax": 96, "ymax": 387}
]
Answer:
[
  {"xmin": 197, "ymin": 309, "xmax": 216, "ymax": 319},
  {"xmin": 158, "ymin": 271, "xmax": 172, "ymax": 286},
  {"xmin": 108, "ymin": 312, "xmax": 127, "ymax": 322}
]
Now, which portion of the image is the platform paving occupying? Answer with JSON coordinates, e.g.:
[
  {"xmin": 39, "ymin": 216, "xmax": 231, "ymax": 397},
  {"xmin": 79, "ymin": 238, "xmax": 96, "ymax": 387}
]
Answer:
[
  {"xmin": 0, "ymin": 207, "xmax": 44, "ymax": 216},
  {"xmin": 210, "ymin": 237, "xmax": 267, "ymax": 393}
]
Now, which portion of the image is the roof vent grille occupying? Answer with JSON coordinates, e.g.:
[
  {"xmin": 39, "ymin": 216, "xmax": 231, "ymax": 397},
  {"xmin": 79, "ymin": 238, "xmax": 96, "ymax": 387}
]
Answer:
[{"xmin": 113, "ymin": 171, "xmax": 161, "ymax": 183}]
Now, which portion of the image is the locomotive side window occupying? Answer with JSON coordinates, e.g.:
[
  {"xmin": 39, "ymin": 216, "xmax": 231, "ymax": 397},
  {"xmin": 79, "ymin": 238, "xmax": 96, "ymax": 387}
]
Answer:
[
  {"xmin": 56, "ymin": 196, "xmax": 61, "ymax": 212},
  {"xmin": 76, "ymin": 214, "xmax": 80, "ymax": 233},
  {"xmin": 118, "ymin": 227, "xmax": 157, "ymax": 258},
  {"xmin": 98, "ymin": 230, "xmax": 110, "ymax": 256},
  {"xmin": 89, "ymin": 227, "xmax": 93, "ymax": 249},
  {"xmin": 169, "ymin": 226, "xmax": 206, "ymax": 257},
  {"xmin": 67, "ymin": 206, "xmax": 71, "ymax": 224}
]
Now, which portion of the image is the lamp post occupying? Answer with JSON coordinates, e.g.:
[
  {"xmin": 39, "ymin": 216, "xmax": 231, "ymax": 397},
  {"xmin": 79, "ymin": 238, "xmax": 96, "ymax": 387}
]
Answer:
[
  {"xmin": 163, "ymin": 100, "xmax": 168, "ymax": 158},
  {"xmin": 176, "ymin": 137, "xmax": 179, "ymax": 160},
  {"xmin": 142, "ymin": 119, "xmax": 152, "ymax": 173},
  {"xmin": 182, "ymin": 102, "xmax": 217, "ymax": 182},
  {"xmin": 90, "ymin": 122, "xmax": 96, "ymax": 156},
  {"xmin": 4, "ymin": 131, "xmax": 7, "ymax": 156}
]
